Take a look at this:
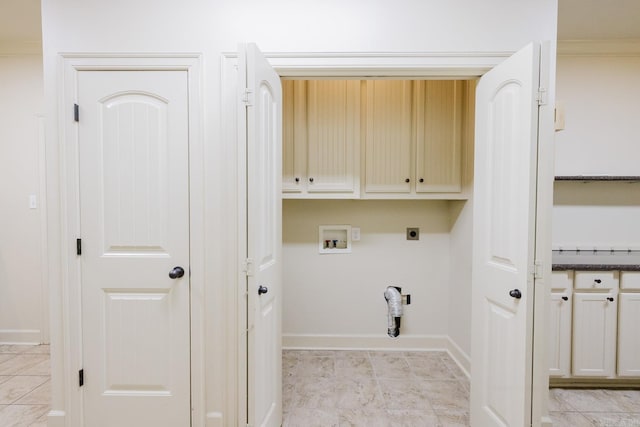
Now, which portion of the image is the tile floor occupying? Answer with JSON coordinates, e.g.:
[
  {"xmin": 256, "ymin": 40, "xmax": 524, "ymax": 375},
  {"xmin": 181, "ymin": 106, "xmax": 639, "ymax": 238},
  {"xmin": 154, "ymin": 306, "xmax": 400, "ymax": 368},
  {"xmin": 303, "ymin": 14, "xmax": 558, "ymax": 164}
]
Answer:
[
  {"xmin": 0, "ymin": 344, "xmax": 50, "ymax": 427},
  {"xmin": 2, "ymin": 345, "xmax": 640, "ymax": 426},
  {"xmin": 282, "ymin": 350, "xmax": 470, "ymax": 426}
]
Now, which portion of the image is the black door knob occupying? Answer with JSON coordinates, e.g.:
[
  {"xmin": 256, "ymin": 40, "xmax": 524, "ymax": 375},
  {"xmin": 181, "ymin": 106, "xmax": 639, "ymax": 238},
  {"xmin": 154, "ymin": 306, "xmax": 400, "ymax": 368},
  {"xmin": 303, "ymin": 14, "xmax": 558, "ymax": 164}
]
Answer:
[
  {"xmin": 509, "ymin": 289, "xmax": 522, "ymax": 299},
  {"xmin": 258, "ymin": 285, "xmax": 268, "ymax": 295},
  {"xmin": 169, "ymin": 266, "xmax": 185, "ymax": 279}
]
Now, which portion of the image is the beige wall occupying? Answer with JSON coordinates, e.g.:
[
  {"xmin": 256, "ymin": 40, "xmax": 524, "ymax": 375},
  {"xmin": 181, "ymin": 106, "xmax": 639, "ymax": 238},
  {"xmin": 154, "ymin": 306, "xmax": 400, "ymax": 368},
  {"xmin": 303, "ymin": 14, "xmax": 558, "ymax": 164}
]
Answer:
[{"xmin": 0, "ymin": 53, "xmax": 46, "ymax": 343}]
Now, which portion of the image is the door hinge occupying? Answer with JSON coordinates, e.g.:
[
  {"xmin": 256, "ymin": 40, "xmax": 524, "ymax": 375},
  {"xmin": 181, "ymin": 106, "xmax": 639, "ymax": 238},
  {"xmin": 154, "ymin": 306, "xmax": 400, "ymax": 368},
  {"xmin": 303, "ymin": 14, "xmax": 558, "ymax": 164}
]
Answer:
[
  {"xmin": 243, "ymin": 258, "xmax": 254, "ymax": 277},
  {"xmin": 242, "ymin": 88, "xmax": 253, "ymax": 106},
  {"xmin": 79, "ymin": 369, "xmax": 84, "ymax": 387},
  {"xmin": 536, "ymin": 87, "xmax": 547, "ymax": 106},
  {"xmin": 532, "ymin": 261, "xmax": 543, "ymax": 280},
  {"xmin": 74, "ymin": 103, "xmax": 79, "ymax": 122},
  {"xmin": 76, "ymin": 238, "xmax": 82, "ymax": 256}
]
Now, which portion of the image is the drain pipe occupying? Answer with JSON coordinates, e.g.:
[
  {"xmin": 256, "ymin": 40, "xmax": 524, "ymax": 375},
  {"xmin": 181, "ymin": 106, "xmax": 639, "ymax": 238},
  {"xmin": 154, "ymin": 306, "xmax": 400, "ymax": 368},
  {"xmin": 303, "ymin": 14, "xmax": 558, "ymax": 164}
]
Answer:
[{"xmin": 384, "ymin": 286, "xmax": 403, "ymax": 338}]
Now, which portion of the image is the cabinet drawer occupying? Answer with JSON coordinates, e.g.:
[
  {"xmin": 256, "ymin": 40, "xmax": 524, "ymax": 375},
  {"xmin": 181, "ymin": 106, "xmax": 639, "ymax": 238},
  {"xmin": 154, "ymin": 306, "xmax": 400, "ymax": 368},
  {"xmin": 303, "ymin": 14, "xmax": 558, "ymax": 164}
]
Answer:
[
  {"xmin": 551, "ymin": 271, "xmax": 573, "ymax": 291},
  {"xmin": 621, "ymin": 271, "xmax": 640, "ymax": 290},
  {"xmin": 574, "ymin": 271, "xmax": 619, "ymax": 290}
]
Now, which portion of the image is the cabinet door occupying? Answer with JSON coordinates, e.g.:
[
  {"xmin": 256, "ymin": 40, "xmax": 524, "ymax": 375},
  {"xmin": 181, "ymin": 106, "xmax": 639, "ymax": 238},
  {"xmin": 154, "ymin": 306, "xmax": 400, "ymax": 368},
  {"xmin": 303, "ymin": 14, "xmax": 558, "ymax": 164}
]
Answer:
[
  {"xmin": 618, "ymin": 292, "xmax": 640, "ymax": 377},
  {"xmin": 548, "ymin": 291, "xmax": 572, "ymax": 377},
  {"xmin": 572, "ymin": 292, "xmax": 617, "ymax": 377},
  {"xmin": 415, "ymin": 80, "xmax": 463, "ymax": 193},
  {"xmin": 364, "ymin": 80, "xmax": 412, "ymax": 193},
  {"xmin": 282, "ymin": 80, "xmax": 307, "ymax": 193},
  {"xmin": 306, "ymin": 80, "xmax": 360, "ymax": 194}
]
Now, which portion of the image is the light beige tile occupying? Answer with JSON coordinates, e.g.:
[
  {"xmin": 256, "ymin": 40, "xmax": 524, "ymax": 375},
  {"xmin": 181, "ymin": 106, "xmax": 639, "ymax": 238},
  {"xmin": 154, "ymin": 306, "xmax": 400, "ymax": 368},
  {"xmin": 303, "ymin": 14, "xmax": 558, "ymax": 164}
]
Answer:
[
  {"xmin": 283, "ymin": 407, "xmax": 338, "ymax": 427},
  {"xmin": 0, "ymin": 354, "xmax": 17, "ymax": 364},
  {"xmin": 370, "ymin": 356, "xmax": 412, "ymax": 380},
  {"xmin": 548, "ymin": 411, "xmax": 593, "ymax": 427},
  {"xmin": 377, "ymin": 378, "xmax": 433, "ymax": 410},
  {"xmin": 583, "ymin": 412, "xmax": 640, "ymax": 427},
  {"xmin": 288, "ymin": 377, "xmax": 338, "ymax": 409},
  {"xmin": 16, "ymin": 359, "xmax": 50, "ymax": 376},
  {"xmin": 407, "ymin": 356, "xmax": 452, "ymax": 380},
  {"xmin": 603, "ymin": 389, "xmax": 640, "ymax": 412},
  {"xmin": 367, "ymin": 351, "xmax": 405, "ymax": 359},
  {"xmin": 0, "ymin": 355, "xmax": 49, "ymax": 376},
  {"xmin": 386, "ymin": 409, "xmax": 442, "ymax": 426},
  {"xmin": 440, "ymin": 354, "xmax": 468, "ymax": 380},
  {"xmin": 335, "ymin": 356, "xmax": 374, "ymax": 378},
  {"xmin": 296, "ymin": 356, "xmax": 335, "ymax": 378},
  {"xmin": 338, "ymin": 408, "xmax": 391, "ymax": 427},
  {"xmin": 334, "ymin": 378, "xmax": 383, "ymax": 409},
  {"xmin": 421, "ymin": 380, "xmax": 469, "ymax": 415},
  {"xmin": 0, "ymin": 376, "xmax": 49, "ymax": 404},
  {"xmin": 333, "ymin": 350, "xmax": 370, "ymax": 358},
  {"xmin": 29, "ymin": 413, "xmax": 50, "ymax": 427},
  {"xmin": 437, "ymin": 410, "xmax": 470, "ymax": 427},
  {"xmin": 21, "ymin": 345, "xmax": 49, "ymax": 355},
  {"xmin": 548, "ymin": 388, "xmax": 578, "ymax": 412},
  {"xmin": 0, "ymin": 376, "xmax": 13, "ymax": 386},
  {"xmin": 0, "ymin": 404, "xmax": 49, "ymax": 427},
  {"xmin": 15, "ymin": 380, "xmax": 51, "ymax": 405},
  {"xmin": 554, "ymin": 388, "xmax": 628, "ymax": 412}
]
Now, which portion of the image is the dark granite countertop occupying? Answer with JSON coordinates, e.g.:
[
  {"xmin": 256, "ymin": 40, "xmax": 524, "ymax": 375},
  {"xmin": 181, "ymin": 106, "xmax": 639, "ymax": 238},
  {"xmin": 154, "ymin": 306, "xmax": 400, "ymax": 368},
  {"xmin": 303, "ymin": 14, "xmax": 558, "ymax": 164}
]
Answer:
[
  {"xmin": 555, "ymin": 176, "xmax": 640, "ymax": 182},
  {"xmin": 552, "ymin": 250, "xmax": 640, "ymax": 271}
]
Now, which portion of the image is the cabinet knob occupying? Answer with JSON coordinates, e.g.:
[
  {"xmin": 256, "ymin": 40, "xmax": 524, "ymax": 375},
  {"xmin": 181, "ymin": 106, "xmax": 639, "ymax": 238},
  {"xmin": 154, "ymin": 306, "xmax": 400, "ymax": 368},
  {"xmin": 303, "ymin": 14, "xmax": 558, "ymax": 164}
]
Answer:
[
  {"xmin": 295, "ymin": 177, "xmax": 300, "ymax": 183},
  {"xmin": 309, "ymin": 177, "xmax": 314, "ymax": 183},
  {"xmin": 405, "ymin": 178, "xmax": 410, "ymax": 183},
  {"xmin": 561, "ymin": 296, "xmax": 568, "ymax": 301},
  {"xmin": 594, "ymin": 279, "xmax": 602, "ymax": 284},
  {"xmin": 419, "ymin": 178, "xmax": 424, "ymax": 183},
  {"xmin": 607, "ymin": 297, "xmax": 614, "ymax": 302}
]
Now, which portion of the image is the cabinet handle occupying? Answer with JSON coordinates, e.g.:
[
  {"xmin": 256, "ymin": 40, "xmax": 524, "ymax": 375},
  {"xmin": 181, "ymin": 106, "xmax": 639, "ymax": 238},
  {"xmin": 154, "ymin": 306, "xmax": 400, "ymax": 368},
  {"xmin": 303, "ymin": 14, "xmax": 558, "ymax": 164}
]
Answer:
[
  {"xmin": 295, "ymin": 177, "xmax": 300, "ymax": 183},
  {"xmin": 309, "ymin": 177, "xmax": 314, "ymax": 183},
  {"xmin": 405, "ymin": 178, "xmax": 410, "ymax": 183},
  {"xmin": 607, "ymin": 297, "xmax": 614, "ymax": 302},
  {"xmin": 594, "ymin": 279, "xmax": 602, "ymax": 284},
  {"xmin": 561, "ymin": 296, "xmax": 568, "ymax": 301},
  {"xmin": 419, "ymin": 178, "xmax": 424, "ymax": 183}
]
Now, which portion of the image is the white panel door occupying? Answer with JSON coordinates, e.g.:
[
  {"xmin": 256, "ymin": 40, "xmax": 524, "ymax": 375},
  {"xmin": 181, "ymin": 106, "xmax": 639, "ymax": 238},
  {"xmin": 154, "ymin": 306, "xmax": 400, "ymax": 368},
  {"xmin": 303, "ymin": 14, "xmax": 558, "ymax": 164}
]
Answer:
[
  {"xmin": 239, "ymin": 43, "xmax": 283, "ymax": 427},
  {"xmin": 471, "ymin": 43, "xmax": 540, "ymax": 427},
  {"xmin": 78, "ymin": 70, "xmax": 190, "ymax": 427}
]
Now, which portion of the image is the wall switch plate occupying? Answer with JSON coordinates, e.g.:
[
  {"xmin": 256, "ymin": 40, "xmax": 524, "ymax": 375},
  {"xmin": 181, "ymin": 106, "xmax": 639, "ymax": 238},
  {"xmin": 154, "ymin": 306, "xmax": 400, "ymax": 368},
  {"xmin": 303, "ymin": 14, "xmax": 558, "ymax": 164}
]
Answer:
[
  {"xmin": 29, "ymin": 194, "xmax": 37, "ymax": 209},
  {"xmin": 406, "ymin": 227, "xmax": 419, "ymax": 240}
]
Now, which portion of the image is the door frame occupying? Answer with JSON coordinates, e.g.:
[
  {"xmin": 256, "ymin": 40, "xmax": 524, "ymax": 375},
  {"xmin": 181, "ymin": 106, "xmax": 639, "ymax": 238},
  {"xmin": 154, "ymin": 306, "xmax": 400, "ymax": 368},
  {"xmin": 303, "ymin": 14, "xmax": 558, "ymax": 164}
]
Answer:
[
  {"xmin": 55, "ymin": 54, "xmax": 203, "ymax": 427},
  {"xmin": 222, "ymin": 47, "xmax": 555, "ymax": 427}
]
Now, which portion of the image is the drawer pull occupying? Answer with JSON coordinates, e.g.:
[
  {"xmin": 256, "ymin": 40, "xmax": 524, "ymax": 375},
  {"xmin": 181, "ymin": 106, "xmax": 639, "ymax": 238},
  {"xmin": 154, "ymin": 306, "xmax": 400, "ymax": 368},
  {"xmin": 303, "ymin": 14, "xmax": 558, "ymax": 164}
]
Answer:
[
  {"xmin": 594, "ymin": 279, "xmax": 602, "ymax": 284},
  {"xmin": 607, "ymin": 297, "xmax": 614, "ymax": 302},
  {"xmin": 562, "ymin": 296, "xmax": 568, "ymax": 301}
]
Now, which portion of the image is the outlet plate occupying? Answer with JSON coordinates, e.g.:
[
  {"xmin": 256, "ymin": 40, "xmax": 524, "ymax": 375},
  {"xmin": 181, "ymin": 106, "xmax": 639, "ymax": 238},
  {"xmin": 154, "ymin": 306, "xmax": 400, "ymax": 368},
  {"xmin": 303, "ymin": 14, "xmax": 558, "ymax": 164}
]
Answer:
[{"xmin": 406, "ymin": 227, "xmax": 419, "ymax": 240}]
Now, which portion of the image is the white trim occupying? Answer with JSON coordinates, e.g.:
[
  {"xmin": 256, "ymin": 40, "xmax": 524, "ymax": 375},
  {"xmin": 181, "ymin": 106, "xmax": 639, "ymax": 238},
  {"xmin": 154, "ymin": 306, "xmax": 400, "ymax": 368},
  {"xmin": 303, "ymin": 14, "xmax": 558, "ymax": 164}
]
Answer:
[
  {"xmin": 558, "ymin": 39, "xmax": 640, "ymax": 56},
  {"xmin": 260, "ymin": 51, "xmax": 512, "ymax": 77},
  {"xmin": 56, "ymin": 53, "xmax": 204, "ymax": 427},
  {"xmin": 45, "ymin": 410, "xmax": 66, "ymax": 427},
  {"xmin": 37, "ymin": 115, "xmax": 49, "ymax": 344},
  {"xmin": 282, "ymin": 333, "xmax": 470, "ymax": 378}
]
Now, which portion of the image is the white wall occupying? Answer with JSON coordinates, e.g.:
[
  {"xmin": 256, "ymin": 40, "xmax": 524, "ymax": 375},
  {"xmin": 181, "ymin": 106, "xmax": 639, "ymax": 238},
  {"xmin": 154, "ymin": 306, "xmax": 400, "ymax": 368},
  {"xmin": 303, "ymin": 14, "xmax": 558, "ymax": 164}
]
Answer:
[
  {"xmin": 553, "ymin": 50, "xmax": 640, "ymax": 248},
  {"xmin": 41, "ymin": 1, "xmax": 557, "ymax": 424},
  {"xmin": 0, "ymin": 53, "xmax": 46, "ymax": 344},
  {"xmin": 283, "ymin": 200, "xmax": 451, "ymax": 345}
]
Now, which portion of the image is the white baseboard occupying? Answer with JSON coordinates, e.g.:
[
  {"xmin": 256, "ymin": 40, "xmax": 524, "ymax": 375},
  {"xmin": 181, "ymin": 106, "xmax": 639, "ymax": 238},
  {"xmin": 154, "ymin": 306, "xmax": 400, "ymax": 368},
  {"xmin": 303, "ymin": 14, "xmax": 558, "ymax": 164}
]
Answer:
[
  {"xmin": 0, "ymin": 329, "xmax": 42, "ymax": 345},
  {"xmin": 283, "ymin": 333, "xmax": 470, "ymax": 378}
]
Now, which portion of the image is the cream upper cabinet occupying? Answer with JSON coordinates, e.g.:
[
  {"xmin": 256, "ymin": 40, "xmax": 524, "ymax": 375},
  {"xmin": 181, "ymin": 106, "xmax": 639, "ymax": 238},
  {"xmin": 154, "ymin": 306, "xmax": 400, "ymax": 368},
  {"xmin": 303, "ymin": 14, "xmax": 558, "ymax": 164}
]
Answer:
[
  {"xmin": 363, "ymin": 80, "xmax": 465, "ymax": 197},
  {"xmin": 364, "ymin": 80, "xmax": 412, "ymax": 193},
  {"xmin": 282, "ymin": 80, "xmax": 360, "ymax": 198},
  {"xmin": 414, "ymin": 81, "xmax": 463, "ymax": 193}
]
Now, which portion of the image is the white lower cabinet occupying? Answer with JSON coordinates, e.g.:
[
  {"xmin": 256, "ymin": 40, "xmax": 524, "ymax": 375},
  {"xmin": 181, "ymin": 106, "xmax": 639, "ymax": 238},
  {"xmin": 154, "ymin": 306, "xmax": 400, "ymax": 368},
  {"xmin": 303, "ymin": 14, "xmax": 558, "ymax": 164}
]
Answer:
[
  {"xmin": 549, "ymin": 270, "xmax": 640, "ymax": 380},
  {"xmin": 572, "ymin": 291, "xmax": 617, "ymax": 377},
  {"xmin": 618, "ymin": 272, "xmax": 640, "ymax": 377},
  {"xmin": 548, "ymin": 271, "xmax": 572, "ymax": 377}
]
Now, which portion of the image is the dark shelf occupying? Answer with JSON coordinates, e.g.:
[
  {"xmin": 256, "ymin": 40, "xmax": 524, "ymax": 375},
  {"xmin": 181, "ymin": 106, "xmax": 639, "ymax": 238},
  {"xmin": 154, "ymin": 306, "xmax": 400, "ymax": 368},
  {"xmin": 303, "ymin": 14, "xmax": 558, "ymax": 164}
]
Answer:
[{"xmin": 555, "ymin": 176, "xmax": 640, "ymax": 182}]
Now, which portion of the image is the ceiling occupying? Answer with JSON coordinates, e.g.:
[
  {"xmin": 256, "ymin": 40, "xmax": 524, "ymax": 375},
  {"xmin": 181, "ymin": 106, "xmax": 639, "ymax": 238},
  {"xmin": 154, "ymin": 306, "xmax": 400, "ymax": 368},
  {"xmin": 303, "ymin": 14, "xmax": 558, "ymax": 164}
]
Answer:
[{"xmin": 1, "ymin": 1, "xmax": 640, "ymax": 43}]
